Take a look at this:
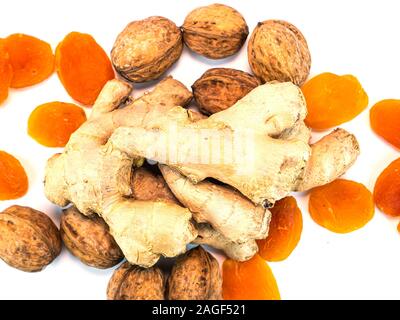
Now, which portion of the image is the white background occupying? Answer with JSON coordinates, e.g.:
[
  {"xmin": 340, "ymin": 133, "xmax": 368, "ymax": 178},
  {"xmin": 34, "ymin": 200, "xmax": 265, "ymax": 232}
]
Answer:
[{"xmin": 0, "ymin": 0, "xmax": 399, "ymax": 300}]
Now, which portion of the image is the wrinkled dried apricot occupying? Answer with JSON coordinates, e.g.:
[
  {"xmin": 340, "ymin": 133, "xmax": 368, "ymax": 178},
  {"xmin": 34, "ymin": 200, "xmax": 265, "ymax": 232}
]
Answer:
[
  {"xmin": 0, "ymin": 151, "xmax": 28, "ymax": 200},
  {"xmin": 56, "ymin": 32, "xmax": 114, "ymax": 106},
  {"xmin": 397, "ymin": 223, "xmax": 400, "ymax": 234},
  {"xmin": 309, "ymin": 179, "xmax": 374, "ymax": 233},
  {"xmin": 28, "ymin": 102, "xmax": 87, "ymax": 147},
  {"xmin": 374, "ymin": 158, "xmax": 400, "ymax": 217},
  {"xmin": 0, "ymin": 40, "xmax": 13, "ymax": 104},
  {"xmin": 4, "ymin": 34, "xmax": 54, "ymax": 88},
  {"xmin": 222, "ymin": 254, "xmax": 280, "ymax": 300},
  {"xmin": 302, "ymin": 73, "xmax": 368, "ymax": 130},
  {"xmin": 257, "ymin": 196, "xmax": 302, "ymax": 262},
  {"xmin": 370, "ymin": 100, "xmax": 400, "ymax": 149}
]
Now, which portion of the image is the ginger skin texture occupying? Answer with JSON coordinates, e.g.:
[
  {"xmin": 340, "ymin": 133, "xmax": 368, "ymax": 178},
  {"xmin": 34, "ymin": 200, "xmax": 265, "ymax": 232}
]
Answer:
[
  {"xmin": 45, "ymin": 77, "xmax": 196, "ymax": 267},
  {"xmin": 110, "ymin": 81, "xmax": 360, "ymax": 207}
]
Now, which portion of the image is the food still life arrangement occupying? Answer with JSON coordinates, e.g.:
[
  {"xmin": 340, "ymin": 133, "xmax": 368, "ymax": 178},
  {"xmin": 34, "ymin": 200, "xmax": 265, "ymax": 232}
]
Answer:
[{"xmin": 0, "ymin": 2, "xmax": 399, "ymax": 300}]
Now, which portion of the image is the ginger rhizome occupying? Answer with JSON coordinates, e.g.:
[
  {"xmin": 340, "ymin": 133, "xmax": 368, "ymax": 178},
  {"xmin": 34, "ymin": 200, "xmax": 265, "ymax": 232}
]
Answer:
[
  {"xmin": 56, "ymin": 32, "xmax": 114, "ymax": 106},
  {"xmin": 0, "ymin": 151, "xmax": 29, "ymax": 200},
  {"xmin": 112, "ymin": 82, "xmax": 360, "ymax": 207},
  {"xmin": 370, "ymin": 100, "xmax": 400, "ymax": 149},
  {"xmin": 28, "ymin": 102, "xmax": 87, "ymax": 147},
  {"xmin": 4, "ymin": 34, "xmax": 54, "ymax": 88},
  {"xmin": 302, "ymin": 73, "xmax": 368, "ymax": 130},
  {"xmin": 222, "ymin": 254, "xmax": 280, "ymax": 300},
  {"xmin": 374, "ymin": 158, "xmax": 400, "ymax": 217},
  {"xmin": 309, "ymin": 179, "xmax": 374, "ymax": 233},
  {"xmin": 44, "ymin": 77, "xmax": 361, "ymax": 267},
  {"xmin": 45, "ymin": 77, "xmax": 196, "ymax": 267},
  {"xmin": 0, "ymin": 40, "xmax": 13, "ymax": 105},
  {"xmin": 257, "ymin": 196, "xmax": 302, "ymax": 262}
]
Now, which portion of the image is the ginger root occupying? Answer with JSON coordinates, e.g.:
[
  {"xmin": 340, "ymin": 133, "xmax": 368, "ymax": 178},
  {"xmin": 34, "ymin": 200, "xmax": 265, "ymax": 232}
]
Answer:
[
  {"xmin": 109, "ymin": 81, "xmax": 359, "ymax": 207},
  {"xmin": 45, "ymin": 78, "xmax": 360, "ymax": 267},
  {"xmin": 131, "ymin": 166, "xmax": 260, "ymax": 261},
  {"xmin": 45, "ymin": 77, "xmax": 196, "ymax": 267}
]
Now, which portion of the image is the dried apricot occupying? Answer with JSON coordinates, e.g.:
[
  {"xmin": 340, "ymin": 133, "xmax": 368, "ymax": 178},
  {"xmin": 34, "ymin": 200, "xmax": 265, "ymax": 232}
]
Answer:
[
  {"xmin": 370, "ymin": 100, "xmax": 400, "ymax": 149},
  {"xmin": 374, "ymin": 158, "xmax": 400, "ymax": 217},
  {"xmin": 397, "ymin": 222, "xmax": 400, "ymax": 234},
  {"xmin": 302, "ymin": 73, "xmax": 368, "ymax": 130},
  {"xmin": 0, "ymin": 151, "xmax": 28, "ymax": 200},
  {"xmin": 56, "ymin": 32, "xmax": 114, "ymax": 106},
  {"xmin": 222, "ymin": 254, "xmax": 280, "ymax": 300},
  {"xmin": 4, "ymin": 34, "xmax": 54, "ymax": 88},
  {"xmin": 309, "ymin": 179, "xmax": 374, "ymax": 233},
  {"xmin": 0, "ymin": 40, "xmax": 13, "ymax": 104},
  {"xmin": 257, "ymin": 196, "xmax": 302, "ymax": 262},
  {"xmin": 28, "ymin": 102, "xmax": 87, "ymax": 147}
]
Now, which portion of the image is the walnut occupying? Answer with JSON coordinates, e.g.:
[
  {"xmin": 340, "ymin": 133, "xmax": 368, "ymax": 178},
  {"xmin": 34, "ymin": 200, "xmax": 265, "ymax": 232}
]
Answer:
[
  {"xmin": 107, "ymin": 262, "xmax": 165, "ymax": 300},
  {"xmin": 60, "ymin": 206, "xmax": 123, "ymax": 269},
  {"xmin": 192, "ymin": 68, "xmax": 260, "ymax": 114},
  {"xmin": 0, "ymin": 205, "xmax": 61, "ymax": 272},
  {"xmin": 111, "ymin": 16, "xmax": 183, "ymax": 82},
  {"xmin": 167, "ymin": 246, "xmax": 222, "ymax": 300},
  {"xmin": 248, "ymin": 20, "xmax": 311, "ymax": 86},
  {"xmin": 182, "ymin": 4, "xmax": 248, "ymax": 59}
]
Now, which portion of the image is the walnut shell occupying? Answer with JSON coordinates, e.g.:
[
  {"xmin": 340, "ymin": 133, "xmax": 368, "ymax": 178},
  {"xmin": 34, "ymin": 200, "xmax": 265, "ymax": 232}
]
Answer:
[
  {"xmin": 111, "ymin": 16, "xmax": 183, "ymax": 82},
  {"xmin": 60, "ymin": 206, "xmax": 123, "ymax": 269},
  {"xmin": 248, "ymin": 20, "xmax": 311, "ymax": 86},
  {"xmin": 0, "ymin": 205, "xmax": 61, "ymax": 272},
  {"xmin": 192, "ymin": 68, "xmax": 260, "ymax": 114},
  {"xmin": 107, "ymin": 262, "xmax": 165, "ymax": 300},
  {"xmin": 182, "ymin": 4, "xmax": 248, "ymax": 59},
  {"xmin": 131, "ymin": 167, "xmax": 178, "ymax": 204},
  {"xmin": 167, "ymin": 246, "xmax": 222, "ymax": 300}
]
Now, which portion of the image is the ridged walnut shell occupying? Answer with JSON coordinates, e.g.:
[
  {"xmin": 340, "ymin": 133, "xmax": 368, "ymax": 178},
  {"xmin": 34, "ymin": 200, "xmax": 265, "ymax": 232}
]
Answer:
[
  {"xmin": 248, "ymin": 20, "xmax": 311, "ymax": 86},
  {"xmin": 182, "ymin": 4, "xmax": 248, "ymax": 59},
  {"xmin": 111, "ymin": 16, "xmax": 183, "ymax": 82},
  {"xmin": 0, "ymin": 205, "xmax": 61, "ymax": 272},
  {"xmin": 107, "ymin": 262, "xmax": 165, "ymax": 300},
  {"xmin": 192, "ymin": 68, "xmax": 260, "ymax": 114},
  {"xmin": 60, "ymin": 206, "xmax": 123, "ymax": 269},
  {"xmin": 167, "ymin": 246, "xmax": 222, "ymax": 300}
]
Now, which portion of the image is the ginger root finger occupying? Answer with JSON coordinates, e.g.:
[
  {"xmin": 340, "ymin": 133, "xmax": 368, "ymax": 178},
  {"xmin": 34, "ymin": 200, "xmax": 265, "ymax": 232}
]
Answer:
[
  {"xmin": 160, "ymin": 165, "xmax": 270, "ymax": 243},
  {"xmin": 295, "ymin": 128, "xmax": 360, "ymax": 191},
  {"xmin": 105, "ymin": 200, "xmax": 197, "ymax": 268},
  {"xmin": 194, "ymin": 223, "xmax": 258, "ymax": 262},
  {"xmin": 131, "ymin": 166, "xmax": 257, "ymax": 261}
]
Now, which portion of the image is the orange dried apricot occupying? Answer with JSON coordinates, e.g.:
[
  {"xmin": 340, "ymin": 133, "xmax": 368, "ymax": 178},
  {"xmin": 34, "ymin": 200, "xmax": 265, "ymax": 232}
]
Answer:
[
  {"xmin": 374, "ymin": 158, "xmax": 400, "ymax": 217},
  {"xmin": 0, "ymin": 151, "xmax": 28, "ymax": 200},
  {"xmin": 0, "ymin": 40, "xmax": 13, "ymax": 104},
  {"xmin": 397, "ymin": 222, "xmax": 400, "ymax": 234},
  {"xmin": 257, "ymin": 196, "xmax": 302, "ymax": 262},
  {"xmin": 222, "ymin": 254, "xmax": 280, "ymax": 300},
  {"xmin": 56, "ymin": 32, "xmax": 114, "ymax": 106},
  {"xmin": 302, "ymin": 72, "xmax": 368, "ymax": 130},
  {"xmin": 309, "ymin": 179, "xmax": 374, "ymax": 233},
  {"xmin": 28, "ymin": 102, "xmax": 86, "ymax": 147},
  {"xmin": 4, "ymin": 34, "xmax": 54, "ymax": 88},
  {"xmin": 370, "ymin": 100, "xmax": 400, "ymax": 149}
]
